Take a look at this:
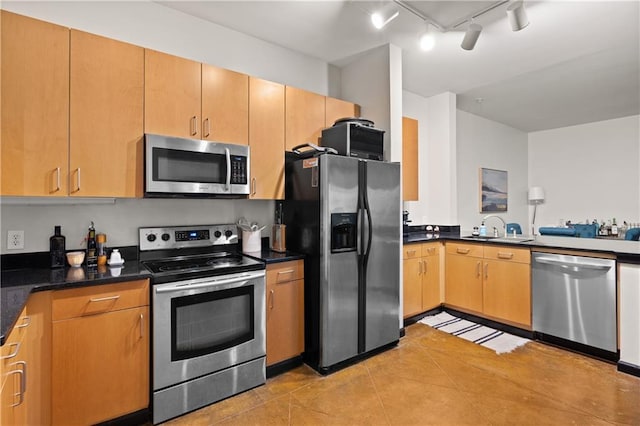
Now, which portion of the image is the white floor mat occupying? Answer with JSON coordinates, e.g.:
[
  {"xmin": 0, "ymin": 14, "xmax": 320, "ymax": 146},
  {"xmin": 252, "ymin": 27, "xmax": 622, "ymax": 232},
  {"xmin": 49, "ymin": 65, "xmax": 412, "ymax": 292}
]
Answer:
[{"xmin": 418, "ymin": 312, "xmax": 530, "ymax": 354}]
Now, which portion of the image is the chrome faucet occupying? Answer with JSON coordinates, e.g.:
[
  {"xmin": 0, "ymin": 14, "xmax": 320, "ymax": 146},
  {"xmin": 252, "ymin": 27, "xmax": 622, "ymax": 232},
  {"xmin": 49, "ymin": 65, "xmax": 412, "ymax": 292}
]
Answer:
[{"xmin": 482, "ymin": 214, "xmax": 507, "ymax": 237}]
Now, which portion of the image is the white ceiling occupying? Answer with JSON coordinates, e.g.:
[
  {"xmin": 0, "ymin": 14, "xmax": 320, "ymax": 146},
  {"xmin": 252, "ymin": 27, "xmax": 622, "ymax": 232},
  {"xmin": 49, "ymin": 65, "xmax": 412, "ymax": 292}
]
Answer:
[{"xmin": 158, "ymin": 0, "xmax": 640, "ymax": 132}]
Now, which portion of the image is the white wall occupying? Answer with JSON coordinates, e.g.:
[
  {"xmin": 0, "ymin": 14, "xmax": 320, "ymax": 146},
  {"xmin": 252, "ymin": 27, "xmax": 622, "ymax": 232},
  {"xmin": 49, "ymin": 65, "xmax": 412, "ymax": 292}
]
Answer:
[
  {"xmin": 1, "ymin": 199, "xmax": 274, "ymax": 253},
  {"xmin": 528, "ymin": 115, "xmax": 640, "ymax": 228},
  {"xmin": 0, "ymin": 1, "xmax": 338, "ymax": 254},
  {"xmin": 402, "ymin": 91, "xmax": 458, "ymax": 226},
  {"xmin": 456, "ymin": 110, "xmax": 529, "ymax": 234}
]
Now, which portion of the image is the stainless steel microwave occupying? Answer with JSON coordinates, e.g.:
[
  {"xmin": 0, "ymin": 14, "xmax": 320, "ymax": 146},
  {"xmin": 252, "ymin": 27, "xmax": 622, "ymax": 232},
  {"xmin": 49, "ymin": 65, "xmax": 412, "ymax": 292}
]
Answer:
[{"xmin": 145, "ymin": 134, "xmax": 250, "ymax": 197}]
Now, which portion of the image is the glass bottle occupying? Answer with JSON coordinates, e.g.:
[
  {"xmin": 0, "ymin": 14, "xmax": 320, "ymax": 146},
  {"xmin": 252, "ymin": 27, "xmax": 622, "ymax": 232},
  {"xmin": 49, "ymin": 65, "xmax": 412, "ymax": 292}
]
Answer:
[
  {"xmin": 50, "ymin": 226, "xmax": 66, "ymax": 269},
  {"xmin": 86, "ymin": 221, "xmax": 97, "ymax": 267}
]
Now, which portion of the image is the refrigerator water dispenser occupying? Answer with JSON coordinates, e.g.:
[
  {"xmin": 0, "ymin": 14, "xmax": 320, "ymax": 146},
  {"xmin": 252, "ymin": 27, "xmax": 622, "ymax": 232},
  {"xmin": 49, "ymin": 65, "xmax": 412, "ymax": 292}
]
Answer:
[{"xmin": 331, "ymin": 213, "xmax": 357, "ymax": 252}]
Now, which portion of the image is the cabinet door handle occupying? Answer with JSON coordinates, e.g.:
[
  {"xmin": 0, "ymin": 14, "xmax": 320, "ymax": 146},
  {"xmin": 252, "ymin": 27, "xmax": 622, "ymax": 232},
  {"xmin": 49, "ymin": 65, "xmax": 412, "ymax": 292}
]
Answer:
[
  {"xmin": 418, "ymin": 260, "xmax": 423, "ymax": 275},
  {"xmin": 7, "ymin": 362, "xmax": 26, "ymax": 407},
  {"xmin": 251, "ymin": 178, "xmax": 257, "ymax": 196},
  {"xmin": 203, "ymin": 117, "xmax": 211, "ymax": 137},
  {"xmin": 55, "ymin": 167, "xmax": 61, "ymax": 192},
  {"xmin": 140, "ymin": 314, "xmax": 144, "ymax": 339},
  {"xmin": 74, "ymin": 168, "xmax": 81, "ymax": 192},
  {"xmin": 456, "ymin": 247, "xmax": 470, "ymax": 254},
  {"xmin": 476, "ymin": 261, "xmax": 481, "ymax": 278},
  {"xmin": 269, "ymin": 289, "xmax": 274, "ymax": 309},
  {"xmin": 89, "ymin": 295, "xmax": 120, "ymax": 303},
  {"xmin": 0, "ymin": 342, "xmax": 21, "ymax": 360},
  {"xmin": 423, "ymin": 260, "xmax": 427, "ymax": 274},
  {"xmin": 497, "ymin": 252, "xmax": 514, "ymax": 259},
  {"xmin": 190, "ymin": 115, "xmax": 198, "ymax": 136},
  {"xmin": 484, "ymin": 263, "xmax": 489, "ymax": 279},
  {"xmin": 15, "ymin": 316, "xmax": 30, "ymax": 329}
]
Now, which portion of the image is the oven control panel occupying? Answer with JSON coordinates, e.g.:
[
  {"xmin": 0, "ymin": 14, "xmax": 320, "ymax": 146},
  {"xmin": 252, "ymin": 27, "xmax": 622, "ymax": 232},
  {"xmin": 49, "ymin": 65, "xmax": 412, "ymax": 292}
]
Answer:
[{"xmin": 139, "ymin": 224, "xmax": 238, "ymax": 251}]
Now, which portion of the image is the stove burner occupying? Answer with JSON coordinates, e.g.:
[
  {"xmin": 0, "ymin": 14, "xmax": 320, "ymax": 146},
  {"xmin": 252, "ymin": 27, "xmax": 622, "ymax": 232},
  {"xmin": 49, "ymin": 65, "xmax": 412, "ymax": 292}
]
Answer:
[
  {"xmin": 206, "ymin": 256, "xmax": 242, "ymax": 267},
  {"xmin": 143, "ymin": 252, "xmax": 255, "ymax": 275}
]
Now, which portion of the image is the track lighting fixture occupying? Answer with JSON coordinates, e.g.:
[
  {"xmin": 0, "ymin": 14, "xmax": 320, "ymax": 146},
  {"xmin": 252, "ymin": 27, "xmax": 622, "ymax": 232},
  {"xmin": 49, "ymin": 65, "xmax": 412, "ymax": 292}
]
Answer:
[
  {"xmin": 371, "ymin": 3, "xmax": 400, "ymax": 30},
  {"xmin": 419, "ymin": 23, "xmax": 435, "ymax": 51},
  {"xmin": 460, "ymin": 22, "xmax": 482, "ymax": 51},
  {"xmin": 506, "ymin": 1, "xmax": 529, "ymax": 31}
]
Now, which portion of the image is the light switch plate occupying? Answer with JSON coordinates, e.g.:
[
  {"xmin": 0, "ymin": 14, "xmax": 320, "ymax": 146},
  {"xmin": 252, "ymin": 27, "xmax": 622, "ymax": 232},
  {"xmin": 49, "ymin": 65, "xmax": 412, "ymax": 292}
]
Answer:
[{"xmin": 7, "ymin": 230, "xmax": 24, "ymax": 249}]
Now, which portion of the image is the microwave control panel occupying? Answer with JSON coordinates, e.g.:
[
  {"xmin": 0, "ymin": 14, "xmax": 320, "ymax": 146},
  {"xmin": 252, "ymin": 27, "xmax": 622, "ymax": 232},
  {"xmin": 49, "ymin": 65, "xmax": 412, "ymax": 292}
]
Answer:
[{"xmin": 230, "ymin": 156, "xmax": 247, "ymax": 184}]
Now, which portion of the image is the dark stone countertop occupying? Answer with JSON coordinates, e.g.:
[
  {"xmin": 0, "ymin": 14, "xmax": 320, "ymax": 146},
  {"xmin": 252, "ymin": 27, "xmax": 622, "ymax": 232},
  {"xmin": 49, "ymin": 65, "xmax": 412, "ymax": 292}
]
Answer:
[
  {"xmin": 404, "ymin": 232, "xmax": 640, "ymax": 259},
  {"xmin": 1, "ymin": 262, "xmax": 151, "ymax": 345},
  {"xmin": 244, "ymin": 249, "xmax": 305, "ymax": 264}
]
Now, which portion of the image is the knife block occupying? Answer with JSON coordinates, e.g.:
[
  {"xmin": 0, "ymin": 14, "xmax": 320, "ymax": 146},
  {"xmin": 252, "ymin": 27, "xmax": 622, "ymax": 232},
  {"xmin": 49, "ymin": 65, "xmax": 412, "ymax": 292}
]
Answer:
[{"xmin": 270, "ymin": 224, "xmax": 286, "ymax": 252}]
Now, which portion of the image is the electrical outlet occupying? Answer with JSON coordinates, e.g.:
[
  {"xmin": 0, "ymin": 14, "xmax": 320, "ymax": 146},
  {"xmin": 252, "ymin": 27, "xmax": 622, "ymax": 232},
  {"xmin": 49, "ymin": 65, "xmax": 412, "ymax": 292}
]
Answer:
[{"xmin": 7, "ymin": 230, "xmax": 24, "ymax": 250}]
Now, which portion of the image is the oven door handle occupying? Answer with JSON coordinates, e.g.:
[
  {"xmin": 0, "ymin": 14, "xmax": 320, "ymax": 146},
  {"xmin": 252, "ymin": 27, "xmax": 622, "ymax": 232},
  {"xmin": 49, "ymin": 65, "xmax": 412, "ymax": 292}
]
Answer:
[{"xmin": 155, "ymin": 275, "xmax": 254, "ymax": 294}]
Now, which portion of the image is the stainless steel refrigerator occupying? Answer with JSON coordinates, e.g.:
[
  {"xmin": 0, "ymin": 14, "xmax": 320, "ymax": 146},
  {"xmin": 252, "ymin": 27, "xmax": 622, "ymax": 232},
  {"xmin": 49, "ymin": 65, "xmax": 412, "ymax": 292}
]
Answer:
[{"xmin": 283, "ymin": 153, "xmax": 400, "ymax": 374}]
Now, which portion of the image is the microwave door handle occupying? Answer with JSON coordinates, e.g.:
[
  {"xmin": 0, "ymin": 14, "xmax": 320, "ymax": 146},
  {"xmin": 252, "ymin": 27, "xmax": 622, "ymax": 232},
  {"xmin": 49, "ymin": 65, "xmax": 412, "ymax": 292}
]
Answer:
[{"xmin": 225, "ymin": 148, "xmax": 231, "ymax": 191}]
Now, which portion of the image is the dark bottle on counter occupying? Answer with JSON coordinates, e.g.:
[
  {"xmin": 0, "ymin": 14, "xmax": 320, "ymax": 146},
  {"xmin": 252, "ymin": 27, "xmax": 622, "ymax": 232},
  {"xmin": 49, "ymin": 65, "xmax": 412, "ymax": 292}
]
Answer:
[
  {"xmin": 86, "ymin": 221, "xmax": 98, "ymax": 267},
  {"xmin": 50, "ymin": 226, "xmax": 66, "ymax": 269}
]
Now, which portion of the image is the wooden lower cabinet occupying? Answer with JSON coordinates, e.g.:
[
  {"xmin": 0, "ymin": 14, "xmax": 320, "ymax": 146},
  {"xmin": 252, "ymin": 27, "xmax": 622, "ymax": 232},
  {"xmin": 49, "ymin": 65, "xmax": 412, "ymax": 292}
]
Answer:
[
  {"xmin": 0, "ymin": 291, "xmax": 51, "ymax": 426},
  {"xmin": 403, "ymin": 242, "xmax": 441, "ymax": 318},
  {"xmin": 51, "ymin": 280, "xmax": 149, "ymax": 425},
  {"xmin": 266, "ymin": 260, "xmax": 304, "ymax": 366},
  {"xmin": 444, "ymin": 242, "xmax": 531, "ymax": 328}
]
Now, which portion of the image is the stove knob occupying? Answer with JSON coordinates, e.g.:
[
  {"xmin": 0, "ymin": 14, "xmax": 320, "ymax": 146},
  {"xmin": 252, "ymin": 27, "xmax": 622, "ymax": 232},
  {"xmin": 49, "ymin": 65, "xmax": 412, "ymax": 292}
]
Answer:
[
  {"xmin": 161, "ymin": 233, "xmax": 171, "ymax": 241},
  {"xmin": 214, "ymin": 230, "xmax": 222, "ymax": 238},
  {"xmin": 146, "ymin": 234, "xmax": 157, "ymax": 242},
  {"xmin": 224, "ymin": 230, "xmax": 233, "ymax": 238}
]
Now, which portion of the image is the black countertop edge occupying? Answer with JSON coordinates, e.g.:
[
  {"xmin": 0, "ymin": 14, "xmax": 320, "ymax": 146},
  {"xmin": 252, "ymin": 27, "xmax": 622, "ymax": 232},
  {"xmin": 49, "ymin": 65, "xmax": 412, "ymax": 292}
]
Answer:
[
  {"xmin": 403, "ymin": 234, "xmax": 640, "ymax": 259},
  {"xmin": 1, "ymin": 263, "xmax": 150, "ymax": 346},
  {"xmin": 244, "ymin": 249, "xmax": 305, "ymax": 264},
  {"xmin": 1, "ymin": 245, "xmax": 139, "ymax": 270}
]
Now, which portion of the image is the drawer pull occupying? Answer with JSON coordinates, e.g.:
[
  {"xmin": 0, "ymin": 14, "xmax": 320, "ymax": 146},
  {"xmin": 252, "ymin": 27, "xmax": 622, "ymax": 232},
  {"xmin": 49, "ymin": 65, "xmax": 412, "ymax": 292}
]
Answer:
[
  {"xmin": 277, "ymin": 269, "xmax": 295, "ymax": 276},
  {"xmin": 15, "ymin": 316, "xmax": 31, "ymax": 329},
  {"xmin": 456, "ymin": 247, "xmax": 470, "ymax": 254},
  {"xmin": 0, "ymin": 342, "xmax": 21, "ymax": 360},
  {"xmin": 497, "ymin": 252, "xmax": 514, "ymax": 259},
  {"xmin": 407, "ymin": 249, "xmax": 417, "ymax": 256},
  {"xmin": 89, "ymin": 295, "xmax": 121, "ymax": 303}
]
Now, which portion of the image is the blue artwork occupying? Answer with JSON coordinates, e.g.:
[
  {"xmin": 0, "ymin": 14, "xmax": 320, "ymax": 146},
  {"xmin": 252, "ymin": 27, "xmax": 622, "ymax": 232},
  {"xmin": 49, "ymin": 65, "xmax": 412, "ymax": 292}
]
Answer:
[{"xmin": 480, "ymin": 168, "xmax": 507, "ymax": 212}]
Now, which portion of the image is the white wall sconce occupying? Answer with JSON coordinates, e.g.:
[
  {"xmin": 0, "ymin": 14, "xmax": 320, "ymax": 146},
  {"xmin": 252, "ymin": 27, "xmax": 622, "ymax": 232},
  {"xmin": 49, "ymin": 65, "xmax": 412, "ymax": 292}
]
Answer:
[{"xmin": 529, "ymin": 186, "xmax": 545, "ymax": 235}]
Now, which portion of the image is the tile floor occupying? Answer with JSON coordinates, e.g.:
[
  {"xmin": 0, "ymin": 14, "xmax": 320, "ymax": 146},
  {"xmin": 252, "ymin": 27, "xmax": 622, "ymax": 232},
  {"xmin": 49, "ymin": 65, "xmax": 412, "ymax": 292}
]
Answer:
[{"xmin": 165, "ymin": 323, "xmax": 640, "ymax": 425}]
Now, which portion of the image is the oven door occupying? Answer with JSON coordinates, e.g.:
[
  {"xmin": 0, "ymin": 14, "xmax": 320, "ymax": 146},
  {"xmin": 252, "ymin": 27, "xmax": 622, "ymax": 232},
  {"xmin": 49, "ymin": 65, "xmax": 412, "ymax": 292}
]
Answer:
[
  {"xmin": 153, "ymin": 270, "xmax": 265, "ymax": 391},
  {"xmin": 145, "ymin": 133, "xmax": 250, "ymax": 196}
]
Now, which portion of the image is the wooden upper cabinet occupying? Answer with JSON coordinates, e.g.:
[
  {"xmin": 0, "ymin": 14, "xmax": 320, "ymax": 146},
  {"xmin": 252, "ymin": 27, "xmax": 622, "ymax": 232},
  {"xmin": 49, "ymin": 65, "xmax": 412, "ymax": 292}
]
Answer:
[
  {"xmin": 325, "ymin": 97, "xmax": 360, "ymax": 127},
  {"xmin": 402, "ymin": 116, "xmax": 419, "ymax": 201},
  {"xmin": 70, "ymin": 30, "xmax": 144, "ymax": 197},
  {"xmin": 285, "ymin": 86, "xmax": 325, "ymax": 151},
  {"xmin": 249, "ymin": 77, "xmax": 285, "ymax": 199},
  {"xmin": 144, "ymin": 49, "xmax": 201, "ymax": 139},
  {"xmin": 202, "ymin": 64, "xmax": 249, "ymax": 145},
  {"xmin": 1, "ymin": 11, "xmax": 69, "ymax": 196}
]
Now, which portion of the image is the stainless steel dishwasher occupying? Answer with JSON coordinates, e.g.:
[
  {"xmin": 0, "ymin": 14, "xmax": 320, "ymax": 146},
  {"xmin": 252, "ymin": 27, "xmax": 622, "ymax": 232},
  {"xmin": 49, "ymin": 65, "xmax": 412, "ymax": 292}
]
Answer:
[{"xmin": 532, "ymin": 252, "xmax": 617, "ymax": 357}]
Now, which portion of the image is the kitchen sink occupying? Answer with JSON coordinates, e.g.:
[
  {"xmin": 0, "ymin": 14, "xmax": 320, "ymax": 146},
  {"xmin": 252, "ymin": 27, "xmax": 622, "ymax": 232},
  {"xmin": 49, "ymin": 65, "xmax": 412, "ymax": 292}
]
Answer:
[{"xmin": 461, "ymin": 235, "xmax": 499, "ymax": 241}]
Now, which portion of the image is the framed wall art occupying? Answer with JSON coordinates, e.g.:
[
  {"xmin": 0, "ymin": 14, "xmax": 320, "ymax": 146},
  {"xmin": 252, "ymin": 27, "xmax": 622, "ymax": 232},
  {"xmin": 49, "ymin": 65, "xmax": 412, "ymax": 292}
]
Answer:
[{"xmin": 480, "ymin": 168, "xmax": 507, "ymax": 213}]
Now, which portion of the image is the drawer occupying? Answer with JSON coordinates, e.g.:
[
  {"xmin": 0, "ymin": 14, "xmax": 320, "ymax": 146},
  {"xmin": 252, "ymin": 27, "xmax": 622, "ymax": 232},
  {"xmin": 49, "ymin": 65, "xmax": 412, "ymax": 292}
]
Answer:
[
  {"xmin": 421, "ymin": 243, "xmax": 440, "ymax": 257},
  {"xmin": 446, "ymin": 242, "xmax": 483, "ymax": 258},
  {"xmin": 267, "ymin": 260, "xmax": 304, "ymax": 283},
  {"xmin": 52, "ymin": 279, "xmax": 149, "ymax": 321},
  {"xmin": 484, "ymin": 245, "xmax": 530, "ymax": 264},
  {"xmin": 1, "ymin": 306, "xmax": 28, "ymax": 386},
  {"xmin": 403, "ymin": 245, "xmax": 422, "ymax": 259}
]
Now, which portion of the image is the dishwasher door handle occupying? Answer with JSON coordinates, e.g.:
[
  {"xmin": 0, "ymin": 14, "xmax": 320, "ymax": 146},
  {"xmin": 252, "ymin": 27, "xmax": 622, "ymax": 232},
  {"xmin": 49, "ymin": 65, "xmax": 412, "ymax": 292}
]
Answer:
[{"xmin": 535, "ymin": 257, "xmax": 612, "ymax": 271}]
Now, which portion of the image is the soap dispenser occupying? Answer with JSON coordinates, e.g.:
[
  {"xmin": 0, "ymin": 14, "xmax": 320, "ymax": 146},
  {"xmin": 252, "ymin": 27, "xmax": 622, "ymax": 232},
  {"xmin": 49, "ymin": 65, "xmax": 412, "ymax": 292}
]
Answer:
[{"xmin": 479, "ymin": 221, "xmax": 487, "ymax": 237}]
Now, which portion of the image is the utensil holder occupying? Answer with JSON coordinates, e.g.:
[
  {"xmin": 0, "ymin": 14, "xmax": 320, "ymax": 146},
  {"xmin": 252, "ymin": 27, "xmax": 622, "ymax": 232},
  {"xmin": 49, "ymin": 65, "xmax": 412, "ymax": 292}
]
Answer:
[{"xmin": 242, "ymin": 230, "xmax": 261, "ymax": 253}]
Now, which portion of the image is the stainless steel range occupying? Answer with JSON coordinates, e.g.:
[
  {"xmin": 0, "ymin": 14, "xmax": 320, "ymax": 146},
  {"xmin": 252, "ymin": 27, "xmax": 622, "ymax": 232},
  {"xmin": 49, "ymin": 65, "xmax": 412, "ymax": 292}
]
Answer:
[{"xmin": 139, "ymin": 224, "xmax": 266, "ymax": 424}]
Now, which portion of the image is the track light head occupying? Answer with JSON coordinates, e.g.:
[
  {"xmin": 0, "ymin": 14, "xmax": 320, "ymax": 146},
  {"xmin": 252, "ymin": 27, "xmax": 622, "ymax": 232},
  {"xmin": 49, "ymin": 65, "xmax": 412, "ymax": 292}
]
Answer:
[
  {"xmin": 419, "ymin": 23, "xmax": 436, "ymax": 51},
  {"xmin": 461, "ymin": 22, "xmax": 482, "ymax": 51},
  {"xmin": 506, "ymin": 1, "xmax": 529, "ymax": 31},
  {"xmin": 371, "ymin": 4, "xmax": 400, "ymax": 30}
]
